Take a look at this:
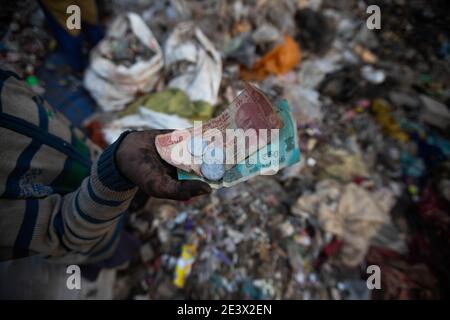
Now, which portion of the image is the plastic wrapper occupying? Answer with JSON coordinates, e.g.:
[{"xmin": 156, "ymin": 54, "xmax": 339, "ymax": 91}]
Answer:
[
  {"xmin": 173, "ymin": 244, "xmax": 197, "ymax": 288},
  {"xmin": 164, "ymin": 22, "xmax": 222, "ymax": 106},
  {"xmin": 240, "ymin": 34, "xmax": 301, "ymax": 81}
]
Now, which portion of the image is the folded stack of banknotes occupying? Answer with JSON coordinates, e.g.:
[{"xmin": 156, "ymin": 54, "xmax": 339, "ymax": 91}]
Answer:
[{"xmin": 155, "ymin": 83, "xmax": 300, "ymax": 188}]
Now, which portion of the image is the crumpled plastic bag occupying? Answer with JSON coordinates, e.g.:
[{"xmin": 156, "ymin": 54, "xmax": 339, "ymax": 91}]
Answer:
[
  {"xmin": 122, "ymin": 88, "xmax": 213, "ymax": 121},
  {"xmin": 240, "ymin": 34, "xmax": 301, "ymax": 80},
  {"xmin": 292, "ymin": 180, "xmax": 394, "ymax": 267},
  {"xmin": 223, "ymin": 23, "xmax": 283, "ymax": 69},
  {"xmin": 84, "ymin": 12, "xmax": 163, "ymax": 111},
  {"xmin": 103, "ymin": 88, "xmax": 214, "ymax": 144},
  {"xmin": 297, "ymin": 55, "xmax": 341, "ymax": 89},
  {"xmin": 103, "ymin": 107, "xmax": 193, "ymax": 144},
  {"xmin": 419, "ymin": 95, "xmax": 450, "ymax": 130},
  {"xmin": 320, "ymin": 148, "xmax": 369, "ymax": 181},
  {"xmin": 283, "ymin": 85, "xmax": 323, "ymax": 124},
  {"xmin": 164, "ymin": 22, "xmax": 222, "ymax": 106}
]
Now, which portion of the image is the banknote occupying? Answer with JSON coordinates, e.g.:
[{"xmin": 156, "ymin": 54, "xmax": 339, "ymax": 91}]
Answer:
[
  {"xmin": 155, "ymin": 83, "xmax": 283, "ymax": 178},
  {"xmin": 177, "ymin": 100, "xmax": 300, "ymax": 188}
]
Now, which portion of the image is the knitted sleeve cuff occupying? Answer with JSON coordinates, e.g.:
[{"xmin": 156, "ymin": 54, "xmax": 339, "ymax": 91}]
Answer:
[{"xmin": 96, "ymin": 130, "xmax": 136, "ymax": 192}]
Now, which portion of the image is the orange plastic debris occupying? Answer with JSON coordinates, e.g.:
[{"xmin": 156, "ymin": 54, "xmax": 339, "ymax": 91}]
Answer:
[
  {"xmin": 85, "ymin": 120, "xmax": 108, "ymax": 149},
  {"xmin": 240, "ymin": 34, "xmax": 302, "ymax": 80}
]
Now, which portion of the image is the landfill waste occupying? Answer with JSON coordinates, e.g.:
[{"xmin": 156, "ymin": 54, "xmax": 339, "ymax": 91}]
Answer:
[
  {"xmin": 164, "ymin": 22, "xmax": 222, "ymax": 106},
  {"xmin": 4, "ymin": 0, "xmax": 450, "ymax": 300},
  {"xmin": 293, "ymin": 180, "xmax": 397, "ymax": 267},
  {"xmin": 120, "ymin": 0, "xmax": 448, "ymax": 300},
  {"xmin": 366, "ymin": 246, "xmax": 440, "ymax": 299},
  {"xmin": 283, "ymin": 85, "xmax": 323, "ymax": 124},
  {"xmin": 0, "ymin": 1, "xmax": 50, "ymax": 77},
  {"xmin": 102, "ymin": 107, "xmax": 193, "ymax": 144},
  {"xmin": 372, "ymin": 99, "xmax": 409, "ymax": 143},
  {"xmin": 173, "ymin": 244, "xmax": 197, "ymax": 288},
  {"xmin": 85, "ymin": 120, "xmax": 108, "ymax": 149},
  {"xmin": 127, "ymin": 88, "xmax": 213, "ymax": 118},
  {"xmin": 101, "ymin": 88, "xmax": 215, "ymax": 144},
  {"xmin": 294, "ymin": 8, "xmax": 335, "ymax": 55},
  {"xmin": 353, "ymin": 44, "xmax": 378, "ymax": 64},
  {"xmin": 25, "ymin": 74, "xmax": 45, "ymax": 94},
  {"xmin": 223, "ymin": 33, "xmax": 258, "ymax": 69},
  {"xmin": 101, "ymin": 25, "xmax": 155, "ymax": 67},
  {"xmin": 223, "ymin": 23, "xmax": 283, "ymax": 69},
  {"xmin": 419, "ymin": 95, "xmax": 450, "ymax": 130},
  {"xmin": 360, "ymin": 65, "xmax": 386, "ymax": 84},
  {"xmin": 84, "ymin": 12, "xmax": 163, "ymax": 112},
  {"xmin": 297, "ymin": 55, "xmax": 341, "ymax": 89},
  {"xmin": 319, "ymin": 148, "xmax": 369, "ymax": 182},
  {"xmin": 240, "ymin": 34, "xmax": 301, "ymax": 81}
]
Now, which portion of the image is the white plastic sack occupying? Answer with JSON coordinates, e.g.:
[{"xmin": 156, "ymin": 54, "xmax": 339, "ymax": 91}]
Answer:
[
  {"xmin": 84, "ymin": 13, "xmax": 163, "ymax": 112},
  {"xmin": 164, "ymin": 22, "xmax": 222, "ymax": 105},
  {"xmin": 103, "ymin": 107, "xmax": 192, "ymax": 144}
]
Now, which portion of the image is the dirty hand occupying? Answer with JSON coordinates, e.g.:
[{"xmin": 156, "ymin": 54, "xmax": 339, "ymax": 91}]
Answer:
[{"xmin": 115, "ymin": 130, "xmax": 212, "ymax": 200}]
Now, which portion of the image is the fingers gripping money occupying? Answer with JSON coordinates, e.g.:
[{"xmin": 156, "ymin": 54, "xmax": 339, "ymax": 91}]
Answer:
[{"xmin": 155, "ymin": 83, "xmax": 300, "ymax": 187}]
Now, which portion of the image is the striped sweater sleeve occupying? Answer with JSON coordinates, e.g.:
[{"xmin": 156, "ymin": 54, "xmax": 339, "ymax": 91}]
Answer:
[{"xmin": 0, "ymin": 133, "xmax": 138, "ymax": 264}]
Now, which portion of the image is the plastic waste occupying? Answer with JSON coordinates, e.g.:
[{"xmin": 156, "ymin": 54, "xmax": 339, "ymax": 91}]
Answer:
[{"xmin": 84, "ymin": 13, "xmax": 163, "ymax": 111}]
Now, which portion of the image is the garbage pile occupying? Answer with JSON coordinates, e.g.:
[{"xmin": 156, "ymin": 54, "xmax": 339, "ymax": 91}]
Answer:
[
  {"xmin": 2, "ymin": 0, "xmax": 449, "ymax": 300},
  {"xmin": 101, "ymin": 22, "xmax": 155, "ymax": 67},
  {"xmin": 83, "ymin": 12, "xmax": 164, "ymax": 112},
  {"xmin": 104, "ymin": 0, "xmax": 449, "ymax": 300},
  {"xmin": 0, "ymin": 0, "xmax": 51, "ymax": 94}
]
